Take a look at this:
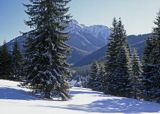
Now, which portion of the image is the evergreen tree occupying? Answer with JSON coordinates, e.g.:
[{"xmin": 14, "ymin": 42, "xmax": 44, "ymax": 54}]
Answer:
[
  {"xmin": 142, "ymin": 38, "xmax": 154, "ymax": 64},
  {"xmin": 88, "ymin": 61, "xmax": 101, "ymax": 91},
  {"xmin": 0, "ymin": 41, "xmax": 12, "ymax": 79},
  {"xmin": 98, "ymin": 63, "xmax": 106, "ymax": 92},
  {"xmin": 23, "ymin": 0, "xmax": 71, "ymax": 100},
  {"xmin": 12, "ymin": 40, "xmax": 23, "ymax": 80},
  {"xmin": 104, "ymin": 18, "xmax": 132, "ymax": 97},
  {"xmin": 142, "ymin": 11, "xmax": 160, "ymax": 102},
  {"xmin": 130, "ymin": 48, "xmax": 143, "ymax": 99}
]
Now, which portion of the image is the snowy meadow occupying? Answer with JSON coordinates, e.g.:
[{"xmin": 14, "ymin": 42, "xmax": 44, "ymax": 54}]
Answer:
[{"xmin": 0, "ymin": 80, "xmax": 160, "ymax": 114}]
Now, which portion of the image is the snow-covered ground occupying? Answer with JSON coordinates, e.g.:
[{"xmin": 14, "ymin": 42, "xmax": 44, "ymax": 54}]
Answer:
[{"xmin": 0, "ymin": 80, "xmax": 160, "ymax": 114}]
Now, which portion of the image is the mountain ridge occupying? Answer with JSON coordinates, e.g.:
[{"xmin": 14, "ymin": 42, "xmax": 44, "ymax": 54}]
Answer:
[
  {"xmin": 6, "ymin": 19, "xmax": 111, "ymax": 65},
  {"xmin": 74, "ymin": 34, "xmax": 150, "ymax": 67},
  {"xmin": 6, "ymin": 20, "xmax": 150, "ymax": 66}
]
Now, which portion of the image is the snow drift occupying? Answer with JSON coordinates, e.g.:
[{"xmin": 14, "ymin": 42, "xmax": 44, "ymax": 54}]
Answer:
[{"xmin": 0, "ymin": 79, "xmax": 160, "ymax": 114}]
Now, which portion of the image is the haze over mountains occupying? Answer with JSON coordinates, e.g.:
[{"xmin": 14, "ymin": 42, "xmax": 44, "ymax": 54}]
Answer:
[
  {"xmin": 6, "ymin": 20, "xmax": 149, "ymax": 67},
  {"xmin": 75, "ymin": 34, "xmax": 150, "ymax": 66}
]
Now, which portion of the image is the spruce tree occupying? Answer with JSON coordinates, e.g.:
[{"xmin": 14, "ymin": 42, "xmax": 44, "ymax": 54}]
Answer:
[
  {"xmin": 104, "ymin": 18, "xmax": 132, "ymax": 97},
  {"xmin": 23, "ymin": 0, "xmax": 71, "ymax": 100},
  {"xmin": 88, "ymin": 61, "xmax": 101, "ymax": 91},
  {"xmin": 142, "ymin": 38, "xmax": 154, "ymax": 64},
  {"xmin": 0, "ymin": 41, "xmax": 12, "ymax": 79},
  {"xmin": 142, "ymin": 11, "xmax": 160, "ymax": 102},
  {"xmin": 98, "ymin": 64, "xmax": 106, "ymax": 92},
  {"xmin": 12, "ymin": 40, "xmax": 23, "ymax": 80},
  {"xmin": 130, "ymin": 48, "xmax": 143, "ymax": 99}
]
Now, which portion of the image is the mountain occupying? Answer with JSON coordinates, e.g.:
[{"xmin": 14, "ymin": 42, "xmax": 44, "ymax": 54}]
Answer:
[
  {"xmin": 6, "ymin": 20, "xmax": 150, "ymax": 67},
  {"xmin": 6, "ymin": 20, "xmax": 111, "ymax": 65},
  {"xmin": 74, "ymin": 34, "xmax": 150, "ymax": 67},
  {"xmin": 66, "ymin": 20, "xmax": 110, "ymax": 53}
]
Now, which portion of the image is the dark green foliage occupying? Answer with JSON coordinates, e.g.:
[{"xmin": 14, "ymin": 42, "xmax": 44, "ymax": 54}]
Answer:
[
  {"xmin": 142, "ymin": 11, "xmax": 160, "ymax": 102},
  {"xmin": 0, "ymin": 41, "xmax": 12, "ymax": 79},
  {"xmin": 98, "ymin": 64, "xmax": 106, "ymax": 91},
  {"xmin": 12, "ymin": 40, "xmax": 23, "ymax": 80},
  {"xmin": 130, "ymin": 48, "xmax": 143, "ymax": 99},
  {"xmin": 88, "ymin": 62, "xmax": 105, "ymax": 91},
  {"xmin": 142, "ymin": 38, "xmax": 155, "ymax": 64},
  {"xmin": 23, "ymin": 0, "xmax": 71, "ymax": 100},
  {"xmin": 143, "ymin": 64, "xmax": 160, "ymax": 102},
  {"xmin": 88, "ymin": 61, "xmax": 100, "ymax": 91},
  {"xmin": 104, "ymin": 18, "xmax": 132, "ymax": 97}
]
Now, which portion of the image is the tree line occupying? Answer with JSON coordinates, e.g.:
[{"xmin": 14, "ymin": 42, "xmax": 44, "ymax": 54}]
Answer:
[
  {"xmin": 0, "ymin": 40, "xmax": 23, "ymax": 81},
  {"xmin": 88, "ymin": 12, "xmax": 160, "ymax": 103}
]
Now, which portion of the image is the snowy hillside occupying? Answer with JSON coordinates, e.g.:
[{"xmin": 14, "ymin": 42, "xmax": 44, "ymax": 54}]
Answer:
[{"xmin": 0, "ymin": 80, "xmax": 160, "ymax": 114}]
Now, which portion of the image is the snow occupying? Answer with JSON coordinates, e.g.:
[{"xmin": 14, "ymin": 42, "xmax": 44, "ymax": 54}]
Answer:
[
  {"xmin": 65, "ymin": 19, "xmax": 85, "ymax": 33},
  {"xmin": 0, "ymin": 79, "xmax": 160, "ymax": 114},
  {"xmin": 65, "ymin": 19, "xmax": 111, "ymax": 40},
  {"xmin": 84, "ymin": 25, "xmax": 111, "ymax": 40}
]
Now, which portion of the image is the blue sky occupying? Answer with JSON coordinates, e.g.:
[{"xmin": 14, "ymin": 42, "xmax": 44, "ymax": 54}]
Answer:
[{"xmin": 0, "ymin": 0, "xmax": 160, "ymax": 45}]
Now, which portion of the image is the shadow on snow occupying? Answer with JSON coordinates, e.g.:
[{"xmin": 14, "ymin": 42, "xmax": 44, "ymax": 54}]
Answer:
[
  {"xmin": 41, "ymin": 89, "xmax": 160, "ymax": 113},
  {"xmin": 0, "ymin": 87, "xmax": 160, "ymax": 113},
  {"xmin": 0, "ymin": 87, "xmax": 37, "ymax": 100}
]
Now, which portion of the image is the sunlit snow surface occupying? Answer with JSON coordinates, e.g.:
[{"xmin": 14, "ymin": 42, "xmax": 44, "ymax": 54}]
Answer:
[{"xmin": 0, "ymin": 80, "xmax": 160, "ymax": 114}]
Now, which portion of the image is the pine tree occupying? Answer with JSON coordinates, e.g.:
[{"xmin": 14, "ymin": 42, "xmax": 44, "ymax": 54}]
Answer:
[
  {"xmin": 142, "ymin": 38, "xmax": 154, "ymax": 64},
  {"xmin": 0, "ymin": 41, "xmax": 12, "ymax": 79},
  {"xmin": 130, "ymin": 48, "xmax": 143, "ymax": 99},
  {"xmin": 12, "ymin": 40, "xmax": 23, "ymax": 80},
  {"xmin": 88, "ymin": 61, "xmax": 101, "ymax": 91},
  {"xmin": 98, "ymin": 63, "xmax": 106, "ymax": 92},
  {"xmin": 142, "ymin": 11, "xmax": 160, "ymax": 102},
  {"xmin": 23, "ymin": 0, "xmax": 71, "ymax": 100},
  {"xmin": 104, "ymin": 18, "xmax": 132, "ymax": 97}
]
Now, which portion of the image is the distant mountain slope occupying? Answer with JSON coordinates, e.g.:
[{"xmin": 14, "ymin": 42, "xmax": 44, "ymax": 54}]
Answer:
[
  {"xmin": 6, "ymin": 20, "xmax": 111, "ymax": 65},
  {"xmin": 74, "ymin": 34, "xmax": 150, "ymax": 67},
  {"xmin": 128, "ymin": 34, "xmax": 151, "ymax": 57}
]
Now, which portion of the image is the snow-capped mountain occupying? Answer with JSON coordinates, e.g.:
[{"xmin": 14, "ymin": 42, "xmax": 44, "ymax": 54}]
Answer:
[
  {"xmin": 6, "ymin": 19, "xmax": 111, "ymax": 65},
  {"xmin": 65, "ymin": 19, "xmax": 86, "ymax": 33},
  {"xmin": 84, "ymin": 25, "xmax": 111, "ymax": 41},
  {"xmin": 66, "ymin": 20, "xmax": 111, "ymax": 53},
  {"xmin": 6, "ymin": 20, "xmax": 150, "ymax": 66},
  {"xmin": 66, "ymin": 19, "xmax": 110, "ymax": 42}
]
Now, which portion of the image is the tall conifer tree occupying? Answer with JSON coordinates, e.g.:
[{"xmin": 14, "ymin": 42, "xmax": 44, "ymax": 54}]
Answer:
[
  {"xmin": 23, "ymin": 0, "xmax": 71, "ymax": 100},
  {"xmin": 98, "ymin": 63, "xmax": 106, "ymax": 92},
  {"xmin": 12, "ymin": 40, "xmax": 23, "ymax": 80},
  {"xmin": 88, "ymin": 61, "xmax": 100, "ymax": 91},
  {"xmin": 130, "ymin": 48, "xmax": 143, "ymax": 99},
  {"xmin": 0, "ymin": 41, "xmax": 12, "ymax": 79},
  {"xmin": 142, "ymin": 11, "xmax": 160, "ymax": 102},
  {"xmin": 104, "ymin": 18, "xmax": 132, "ymax": 97}
]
